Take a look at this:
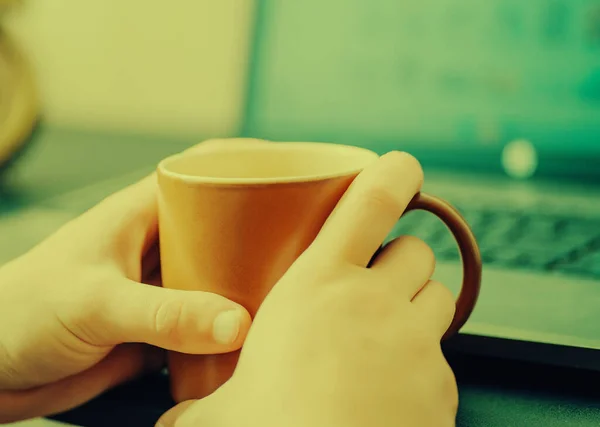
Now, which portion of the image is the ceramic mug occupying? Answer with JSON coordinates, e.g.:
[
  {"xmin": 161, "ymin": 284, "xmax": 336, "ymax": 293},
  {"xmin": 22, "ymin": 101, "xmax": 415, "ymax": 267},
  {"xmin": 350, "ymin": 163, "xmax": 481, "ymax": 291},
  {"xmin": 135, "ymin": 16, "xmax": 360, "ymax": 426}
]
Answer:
[{"xmin": 157, "ymin": 142, "xmax": 482, "ymax": 403}]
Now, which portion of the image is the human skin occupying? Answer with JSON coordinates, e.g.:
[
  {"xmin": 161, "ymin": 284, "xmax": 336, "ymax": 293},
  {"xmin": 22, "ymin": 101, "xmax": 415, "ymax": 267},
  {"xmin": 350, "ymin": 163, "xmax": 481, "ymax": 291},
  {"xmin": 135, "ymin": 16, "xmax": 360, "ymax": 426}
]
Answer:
[
  {"xmin": 0, "ymin": 139, "xmax": 265, "ymax": 423},
  {"xmin": 158, "ymin": 150, "xmax": 458, "ymax": 427}
]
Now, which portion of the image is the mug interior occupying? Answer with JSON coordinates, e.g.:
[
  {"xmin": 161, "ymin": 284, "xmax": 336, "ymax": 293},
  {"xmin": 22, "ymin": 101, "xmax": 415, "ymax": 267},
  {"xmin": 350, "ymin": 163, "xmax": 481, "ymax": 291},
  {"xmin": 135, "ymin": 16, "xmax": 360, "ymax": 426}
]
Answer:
[{"xmin": 158, "ymin": 142, "xmax": 380, "ymax": 184}]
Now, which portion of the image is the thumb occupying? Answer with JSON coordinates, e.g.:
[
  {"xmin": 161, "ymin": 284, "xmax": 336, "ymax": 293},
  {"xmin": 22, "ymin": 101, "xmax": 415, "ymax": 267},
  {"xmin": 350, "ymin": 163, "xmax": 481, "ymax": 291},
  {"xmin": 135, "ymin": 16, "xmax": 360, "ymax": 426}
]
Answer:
[{"xmin": 89, "ymin": 280, "xmax": 252, "ymax": 354}]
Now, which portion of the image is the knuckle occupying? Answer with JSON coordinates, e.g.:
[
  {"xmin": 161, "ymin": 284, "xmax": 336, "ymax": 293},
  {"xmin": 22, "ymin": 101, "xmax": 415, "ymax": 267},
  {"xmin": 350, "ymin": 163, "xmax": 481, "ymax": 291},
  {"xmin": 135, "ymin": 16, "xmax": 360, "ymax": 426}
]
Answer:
[
  {"xmin": 361, "ymin": 182, "xmax": 404, "ymax": 216},
  {"xmin": 385, "ymin": 151, "xmax": 424, "ymax": 185},
  {"xmin": 350, "ymin": 152, "xmax": 425, "ymax": 217},
  {"xmin": 54, "ymin": 272, "xmax": 113, "ymax": 343},
  {"xmin": 402, "ymin": 235, "xmax": 435, "ymax": 260},
  {"xmin": 154, "ymin": 298, "xmax": 185, "ymax": 343},
  {"xmin": 398, "ymin": 235, "xmax": 436, "ymax": 272},
  {"xmin": 69, "ymin": 273, "xmax": 109, "ymax": 321},
  {"xmin": 328, "ymin": 272, "xmax": 396, "ymax": 319},
  {"xmin": 293, "ymin": 249, "xmax": 340, "ymax": 284}
]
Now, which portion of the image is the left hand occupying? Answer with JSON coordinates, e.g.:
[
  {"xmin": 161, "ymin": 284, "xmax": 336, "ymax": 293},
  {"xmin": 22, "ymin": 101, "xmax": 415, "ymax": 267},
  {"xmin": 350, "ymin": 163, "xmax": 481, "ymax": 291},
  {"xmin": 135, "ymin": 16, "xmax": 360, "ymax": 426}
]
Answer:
[{"xmin": 0, "ymin": 139, "xmax": 260, "ymax": 423}]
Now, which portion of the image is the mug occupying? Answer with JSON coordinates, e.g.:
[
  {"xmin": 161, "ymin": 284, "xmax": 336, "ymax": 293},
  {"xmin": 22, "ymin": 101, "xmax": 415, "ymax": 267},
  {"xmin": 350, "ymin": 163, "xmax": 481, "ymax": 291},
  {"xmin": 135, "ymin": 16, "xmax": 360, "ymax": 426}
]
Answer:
[{"xmin": 157, "ymin": 141, "xmax": 482, "ymax": 402}]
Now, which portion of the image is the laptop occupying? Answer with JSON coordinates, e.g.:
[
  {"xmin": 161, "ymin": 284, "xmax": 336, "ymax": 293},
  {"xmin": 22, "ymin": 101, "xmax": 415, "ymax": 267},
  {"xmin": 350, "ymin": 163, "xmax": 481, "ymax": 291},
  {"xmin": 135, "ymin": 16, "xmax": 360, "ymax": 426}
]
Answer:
[
  {"xmin": 2, "ymin": 0, "xmax": 599, "ymax": 373},
  {"xmin": 239, "ymin": 0, "xmax": 600, "ymax": 370}
]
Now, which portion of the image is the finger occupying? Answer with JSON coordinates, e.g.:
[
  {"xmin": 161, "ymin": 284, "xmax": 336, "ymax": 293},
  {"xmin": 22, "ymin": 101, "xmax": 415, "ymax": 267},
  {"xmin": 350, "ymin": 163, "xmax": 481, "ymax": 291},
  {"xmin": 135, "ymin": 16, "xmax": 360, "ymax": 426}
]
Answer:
[
  {"xmin": 412, "ymin": 280, "xmax": 456, "ymax": 337},
  {"xmin": 312, "ymin": 151, "xmax": 424, "ymax": 267},
  {"xmin": 0, "ymin": 344, "xmax": 162, "ymax": 423},
  {"xmin": 87, "ymin": 280, "xmax": 252, "ymax": 354},
  {"xmin": 370, "ymin": 236, "xmax": 435, "ymax": 299},
  {"xmin": 156, "ymin": 400, "xmax": 199, "ymax": 427}
]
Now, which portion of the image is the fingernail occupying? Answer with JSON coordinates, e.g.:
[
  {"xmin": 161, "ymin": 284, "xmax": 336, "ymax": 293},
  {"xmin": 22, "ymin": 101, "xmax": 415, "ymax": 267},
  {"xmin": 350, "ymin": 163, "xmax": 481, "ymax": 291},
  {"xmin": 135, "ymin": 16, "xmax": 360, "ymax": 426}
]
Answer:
[{"xmin": 212, "ymin": 310, "xmax": 242, "ymax": 345}]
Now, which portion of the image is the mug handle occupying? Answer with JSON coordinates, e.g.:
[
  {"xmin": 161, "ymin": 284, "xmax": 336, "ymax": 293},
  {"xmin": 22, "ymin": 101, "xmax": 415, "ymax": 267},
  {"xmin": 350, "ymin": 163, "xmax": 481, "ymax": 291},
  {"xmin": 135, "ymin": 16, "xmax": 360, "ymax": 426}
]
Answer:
[{"xmin": 392, "ymin": 192, "xmax": 482, "ymax": 340}]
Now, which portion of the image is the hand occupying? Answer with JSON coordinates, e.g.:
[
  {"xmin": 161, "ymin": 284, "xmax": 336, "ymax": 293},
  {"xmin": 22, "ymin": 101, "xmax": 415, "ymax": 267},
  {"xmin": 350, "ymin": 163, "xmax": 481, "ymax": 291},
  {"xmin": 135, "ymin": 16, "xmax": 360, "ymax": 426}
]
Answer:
[
  {"xmin": 0, "ymin": 139, "xmax": 263, "ymax": 423},
  {"xmin": 159, "ymin": 151, "xmax": 459, "ymax": 427}
]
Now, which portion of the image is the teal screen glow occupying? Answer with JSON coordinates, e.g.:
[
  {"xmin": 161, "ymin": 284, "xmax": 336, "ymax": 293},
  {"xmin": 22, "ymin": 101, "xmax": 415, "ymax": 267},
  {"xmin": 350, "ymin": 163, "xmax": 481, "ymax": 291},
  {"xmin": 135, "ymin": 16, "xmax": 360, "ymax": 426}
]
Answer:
[{"xmin": 242, "ymin": 0, "xmax": 600, "ymax": 152}]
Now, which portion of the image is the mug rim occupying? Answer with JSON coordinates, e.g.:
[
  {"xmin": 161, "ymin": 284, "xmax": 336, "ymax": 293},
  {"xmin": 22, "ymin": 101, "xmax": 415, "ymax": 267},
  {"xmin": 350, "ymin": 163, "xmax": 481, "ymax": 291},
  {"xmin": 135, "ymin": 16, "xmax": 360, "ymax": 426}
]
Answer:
[{"xmin": 157, "ymin": 142, "xmax": 380, "ymax": 185}]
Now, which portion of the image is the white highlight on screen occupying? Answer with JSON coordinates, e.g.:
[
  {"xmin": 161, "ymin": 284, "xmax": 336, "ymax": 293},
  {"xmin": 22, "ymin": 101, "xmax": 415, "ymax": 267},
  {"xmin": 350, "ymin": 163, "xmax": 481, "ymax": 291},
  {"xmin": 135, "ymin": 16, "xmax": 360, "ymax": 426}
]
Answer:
[{"xmin": 502, "ymin": 139, "xmax": 538, "ymax": 179}]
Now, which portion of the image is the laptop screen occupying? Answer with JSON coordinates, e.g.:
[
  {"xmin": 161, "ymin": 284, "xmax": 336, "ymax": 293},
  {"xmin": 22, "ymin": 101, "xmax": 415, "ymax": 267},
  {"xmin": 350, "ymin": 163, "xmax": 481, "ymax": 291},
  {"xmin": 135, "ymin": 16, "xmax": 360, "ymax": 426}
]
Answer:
[{"xmin": 241, "ymin": 0, "xmax": 600, "ymax": 175}]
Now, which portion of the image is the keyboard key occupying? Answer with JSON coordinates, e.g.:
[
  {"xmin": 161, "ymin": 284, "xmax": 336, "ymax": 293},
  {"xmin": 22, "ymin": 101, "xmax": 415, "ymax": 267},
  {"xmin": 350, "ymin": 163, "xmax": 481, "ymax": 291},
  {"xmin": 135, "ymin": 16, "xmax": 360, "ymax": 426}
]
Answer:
[
  {"xmin": 521, "ymin": 248, "xmax": 574, "ymax": 268},
  {"xmin": 480, "ymin": 248, "xmax": 500, "ymax": 264},
  {"xmin": 437, "ymin": 247, "xmax": 460, "ymax": 261},
  {"xmin": 557, "ymin": 219, "xmax": 600, "ymax": 243},
  {"xmin": 508, "ymin": 238, "xmax": 580, "ymax": 260},
  {"xmin": 571, "ymin": 250, "xmax": 600, "ymax": 278},
  {"xmin": 388, "ymin": 204, "xmax": 600, "ymax": 279},
  {"xmin": 475, "ymin": 215, "xmax": 521, "ymax": 249},
  {"xmin": 522, "ymin": 217, "xmax": 559, "ymax": 239},
  {"xmin": 456, "ymin": 207, "xmax": 488, "ymax": 230},
  {"xmin": 393, "ymin": 212, "xmax": 444, "ymax": 240},
  {"xmin": 486, "ymin": 247, "xmax": 530, "ymax": 267},
  {"xmin": 429, "ymin": 227, "xmax": 457, "ymax": 249}
]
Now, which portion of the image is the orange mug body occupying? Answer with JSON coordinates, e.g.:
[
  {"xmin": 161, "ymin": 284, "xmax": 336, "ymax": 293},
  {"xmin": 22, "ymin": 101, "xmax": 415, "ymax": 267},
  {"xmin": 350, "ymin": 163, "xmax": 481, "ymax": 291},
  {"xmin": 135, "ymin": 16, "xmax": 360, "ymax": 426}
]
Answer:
[{"xmin": 157, "ymin": 142, "xmax": 481, "ymax": 402}]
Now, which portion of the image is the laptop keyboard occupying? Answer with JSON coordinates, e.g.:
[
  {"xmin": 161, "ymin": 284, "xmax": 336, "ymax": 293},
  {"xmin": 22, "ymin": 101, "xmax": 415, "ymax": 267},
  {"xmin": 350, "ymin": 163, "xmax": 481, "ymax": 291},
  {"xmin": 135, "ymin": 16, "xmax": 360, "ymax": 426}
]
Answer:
[{"xmin": 392, "ymin": 207, "xmax": 600, "ymax": 280}]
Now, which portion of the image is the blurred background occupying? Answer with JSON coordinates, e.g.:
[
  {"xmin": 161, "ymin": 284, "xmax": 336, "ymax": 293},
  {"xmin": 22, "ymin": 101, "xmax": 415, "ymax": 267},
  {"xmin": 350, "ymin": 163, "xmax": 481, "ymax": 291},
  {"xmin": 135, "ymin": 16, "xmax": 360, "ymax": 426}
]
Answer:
[
  {"xmin": 2, "ymin": 0, "xmax": 599, "ymax": 169},
  {"xmin": 1, "ymin": 0, "xmax": 600, "ymax": 280},
  {"xmin": 3, "ymin": 0, "xmax": 253, "ymax": 137},
  {"xmin": 0, "ymin": 0, "xmax": 255, "ymax": 262}
]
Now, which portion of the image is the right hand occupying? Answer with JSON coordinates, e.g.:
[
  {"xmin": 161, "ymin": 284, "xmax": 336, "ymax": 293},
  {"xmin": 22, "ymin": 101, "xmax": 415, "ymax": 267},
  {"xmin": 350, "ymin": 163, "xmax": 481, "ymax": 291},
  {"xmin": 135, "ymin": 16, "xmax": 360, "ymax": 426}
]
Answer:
[{"xmin": 158, "ymin": 151, "xmax": 458, "ymax": 427}]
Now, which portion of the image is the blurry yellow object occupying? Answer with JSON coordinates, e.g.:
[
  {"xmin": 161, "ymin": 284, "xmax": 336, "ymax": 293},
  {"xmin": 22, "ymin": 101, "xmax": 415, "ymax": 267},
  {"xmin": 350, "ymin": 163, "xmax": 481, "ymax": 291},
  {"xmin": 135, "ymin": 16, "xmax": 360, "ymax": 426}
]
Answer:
[
  {"xmin": 0, "ymin": 0, "xmax": 37, "ymax": 171},
  {"xmin": 0, "ymin": 26, "xmax": 37, "ymax": 171}
]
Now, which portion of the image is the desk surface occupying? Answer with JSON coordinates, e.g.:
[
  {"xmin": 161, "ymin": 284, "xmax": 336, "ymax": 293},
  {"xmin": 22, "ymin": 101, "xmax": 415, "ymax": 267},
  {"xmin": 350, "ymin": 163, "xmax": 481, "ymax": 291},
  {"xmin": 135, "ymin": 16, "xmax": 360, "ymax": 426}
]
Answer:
[
  {"xmin": 50, "ymin": 353, "xmax": 600, "ymax": 427},
  {"xmin": 2, "ymin": 126, "xmax": 600, "ymax": 426}
]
